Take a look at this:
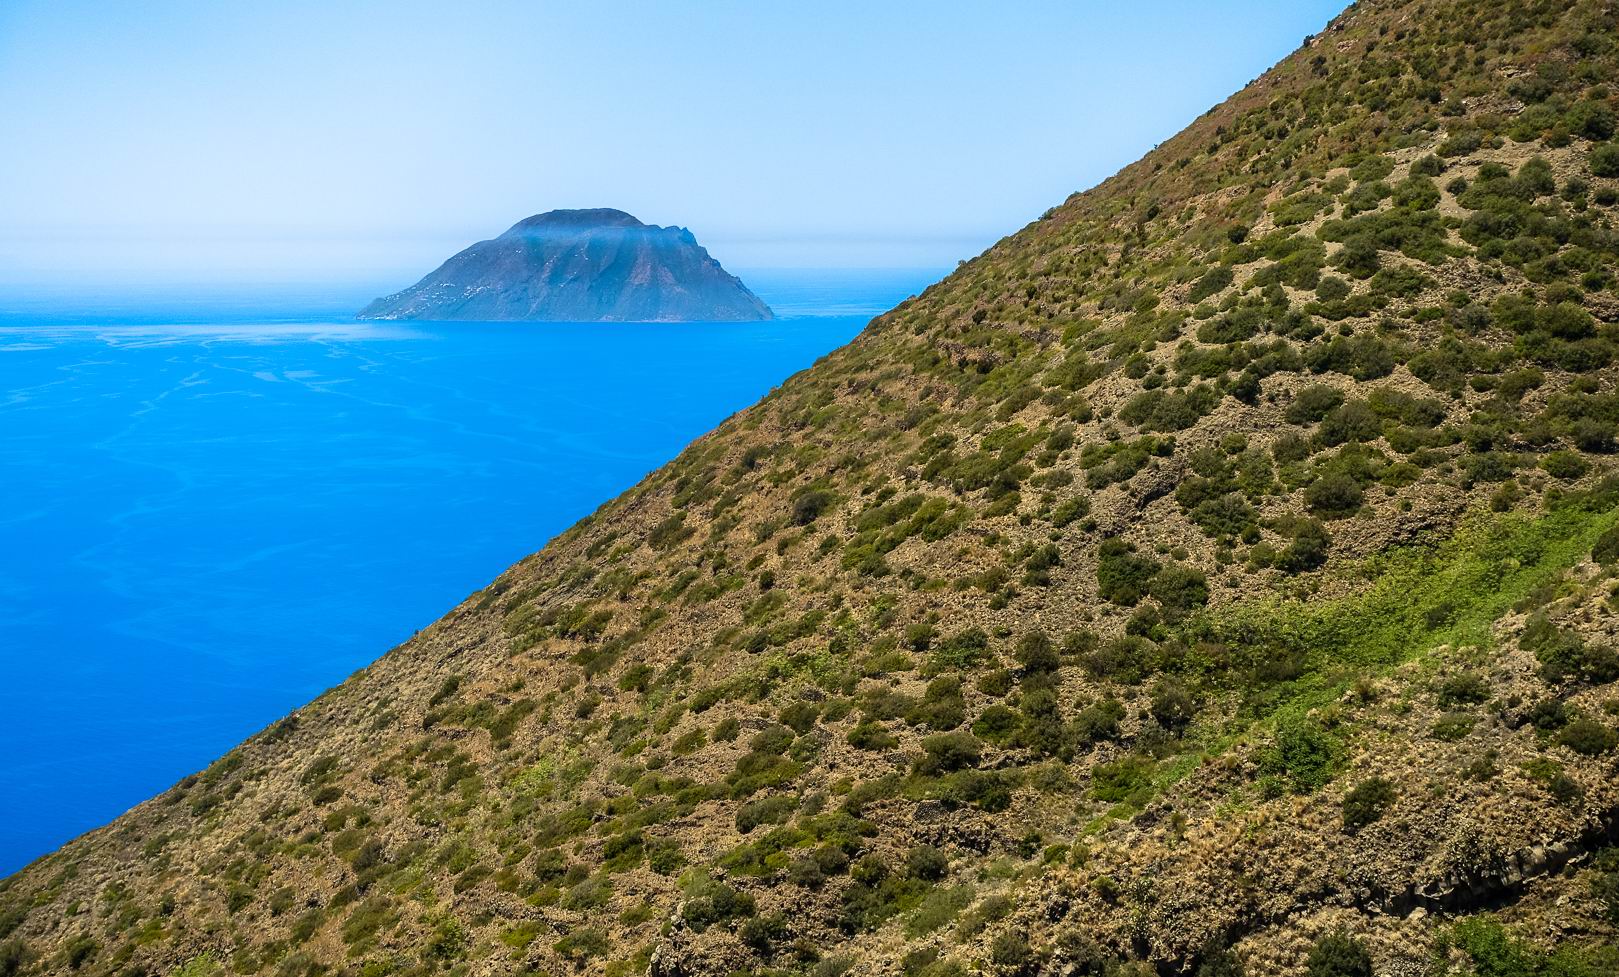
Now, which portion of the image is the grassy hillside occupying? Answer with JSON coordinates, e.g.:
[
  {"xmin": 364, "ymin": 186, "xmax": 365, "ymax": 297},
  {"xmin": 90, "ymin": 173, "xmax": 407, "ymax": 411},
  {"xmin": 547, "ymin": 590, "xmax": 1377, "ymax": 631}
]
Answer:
[{"xmin": 5, "ymin": 0, "xmax": 1619, "ymax": 974}]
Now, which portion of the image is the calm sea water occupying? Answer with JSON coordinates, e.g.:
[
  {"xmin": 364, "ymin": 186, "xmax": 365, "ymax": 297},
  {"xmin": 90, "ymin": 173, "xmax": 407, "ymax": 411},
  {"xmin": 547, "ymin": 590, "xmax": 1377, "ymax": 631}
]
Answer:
[{"xmin": 0, "ymin": 269, "xmax": 940, "ymax": 875}]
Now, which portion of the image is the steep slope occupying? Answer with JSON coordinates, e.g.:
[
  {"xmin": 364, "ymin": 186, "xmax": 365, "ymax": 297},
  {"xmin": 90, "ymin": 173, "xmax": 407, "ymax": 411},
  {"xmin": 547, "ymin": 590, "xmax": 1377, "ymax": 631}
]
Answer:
[
  {"xmin": 7, "ymin": 1, "xmax": 1619, "ymax": 975},
  {"xmin": 357, "ymin": 209, "xmax": 773, "ymax": 322}
]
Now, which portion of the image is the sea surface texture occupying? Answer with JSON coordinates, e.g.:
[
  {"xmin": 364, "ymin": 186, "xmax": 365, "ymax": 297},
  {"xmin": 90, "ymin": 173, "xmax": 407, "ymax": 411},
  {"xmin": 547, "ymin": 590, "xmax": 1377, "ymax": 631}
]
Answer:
[{"xmin": 0, "ymin": 270, "xmax": 938, "ymax": 873}]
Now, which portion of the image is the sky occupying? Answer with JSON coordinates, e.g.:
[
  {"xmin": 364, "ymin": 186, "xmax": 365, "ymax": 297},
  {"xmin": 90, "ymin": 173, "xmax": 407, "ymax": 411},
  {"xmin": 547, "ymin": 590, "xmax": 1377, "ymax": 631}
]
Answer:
[{"xmin": 0, "ymin": 0, "xmax": 1348, "ymax": 287}]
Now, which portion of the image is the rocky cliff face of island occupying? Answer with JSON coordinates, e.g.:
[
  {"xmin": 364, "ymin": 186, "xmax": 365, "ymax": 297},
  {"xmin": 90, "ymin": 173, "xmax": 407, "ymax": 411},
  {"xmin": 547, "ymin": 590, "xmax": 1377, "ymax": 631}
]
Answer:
[{"xmin": 357, "ymin": 208, "xmax": 773, "ymax": 321}]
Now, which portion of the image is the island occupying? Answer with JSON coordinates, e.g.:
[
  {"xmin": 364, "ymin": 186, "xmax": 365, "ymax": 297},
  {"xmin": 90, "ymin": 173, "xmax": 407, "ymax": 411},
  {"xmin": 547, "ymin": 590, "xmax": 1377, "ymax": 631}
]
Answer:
[{"xmin": 357, "ymin": 208, "xmax": 773, "ymax": 322}]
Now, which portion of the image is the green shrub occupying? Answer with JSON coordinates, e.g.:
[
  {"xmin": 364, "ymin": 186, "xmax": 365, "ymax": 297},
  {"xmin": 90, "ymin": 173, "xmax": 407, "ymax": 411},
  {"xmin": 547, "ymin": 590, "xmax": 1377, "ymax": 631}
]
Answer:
[
  {"xmin": 1594, "ymin": 849, "xmax": 1619, "ymax": 924},
  {"xmin": 1050, "ymin": 495, "xmax": 1091, "ymax": 527},
  {"xmin": 1188, "ymin": 493, "xmax": 1259, "ymax": 539},
  {"xmin": 1097, "ymin": 540, "xmax": 1161, "ymax": 606},
  {"xmin": 0, "ymin": 942, "xmax": 26, "ymax": 977},
  {"xmin": 941, "ymin": 770, "xmax": 1012, "ymax": 811},
  {"xmin": 749, "ymin": 724, "xmax": 796, "ymax": 755},
  {"xmin": 1342, "ymin": 777, "xmax": 1396, "ymax": 829},
  {"xmin": 739, "ymin": 912, "xmax": 787, "ymax": 954},
  {"xmin": 728, "ymin": 749, "xmax": 801, "ymax": 797},
  {"xmin": 1568, "ymin": 101, "xmax": 1617, "ymax": 141},
  {"xmin": 1559, "ymin": 718, "xmax": 1617, "ymax": 756},
  {"xmin": 341, "ymin": 897, "xmax": 397, "ymax": 951},
  {"xmin": 1431, "ymin": 712, "xmax": 1475, "ymax": 742},
  {"xmin": 289, "ymin": 909, "xmax": 324, "ymax": 942},
  {"xmin": 915, "ymin": 732, "xmax": 983, "ymax": 775},
  {"xmin": 1196, "ymin": 306, "xmax": 1260, "ymax": 344},
  {"xmin": 1523, "ymin": 614, "xmax": 1619, "ymax": 684},
  {"xmin": 1307, "ymin": 334, "xmax": 1395, "ymax": 381},
  {"xmin": 648, "ymin": 839, "xmax": 684, "ymax": 875},
  {"xmin": 1149, "ymin": 679, "xmax": 1198, "ymax": 731},
  {"xmin": 1091, "ymin": 754, "xmax": 1155, "ymax": 804},
  {"xmin": 792, "ymin": 489, "xmax": 837, "ymax": 526},
  {"xmin": 904, "ymin": 885, "xmax": 975, "ymax": 938},
  {"xmin": 647, "ymin": 512, "xmax": 692, "ymax": 549},
  {"xmin": 682, "ymin": 876, "xmax": 755, "ymax": 932},
  {"xmin": 554, "ymin": 927, "xmax": 609, "ymax": 963},
  {"xmin": 1542, "ymin": 451, "xmax": 1590, "ymax": 481},
  {"xmin": 1014, "ymin": 631, "xmax": 1060, "ymax": 674},
  {"xmin": 1082, "ymin": 636, "xmax": 1159, "ymax": 684},
  {"xmin": 1315, "ymin": 276, "xmax": 1352, "ymax": 302},
  {"xmin": 909, "ymin": 677, "xmax": 966, "ymax": 731},
  {"xmin": 814, "ymin": 955, "xmax": 857, "ymax": 977},
  {"xmin": 1287, "ymin": 385, "xmax": 1345, "ymax": 425},
  {"xmin": 989, "ymin": 931, "xmax": 1033, "ymax": 969},
  {"xmin": 1438, "ymin": 131, "xmax": 1482, "ymax": 157},
  {"xmin": 1341, "ymin": 180, "xmax": 1390, "ymax": 217},
  {"xmin": 671, "ymin": 727, "xmax": 705, "ymax": 755},
  {"xmin": 736, "ymin": 794, "xmax": 797, "ymax": 833},
  {"xmin": 1318, "ymin": 401, "xmax": 1381, "ymax": 446},
  {"xmin": 1335, "ymin": 236, "xmax": 1381, "ymax": 278},
  {"xmin": 1188, "ymin": 266, "xmax": 1235, "ymax": 302},
  {"xmin": 780, "ymin": 699, "xmax": 821, "ymax": 734},
  {"xmin": 1258, "ymin": 715, "xmax": 1340, "ymax": 793},
  {"xmin": 1591, "ymin": 142, "xmax": 1619, "ymax": 178},
  {"xmin": 839, "ymin": 856, "xmax": 930, "ymax": 933},
  {"xmin": 1304, "ymin": 472, "xmax": 1363, "ymax": 516},
  {"xmin": 1436, "ymin": 672, "xmax": 1489, "ymax": 708},
  {"xmin": 453, "ymin": 863, "xmax": 493, "ymax": 892},
  {"xmin": 1071, "ymin": 699, "xmax": 1125, "ymax": 746},
  {"xmin": 1593, "ymin": 525, "xmax": 1619, "ymax": 566},
  {"xmin": 904, "ymin": 622, "xmax": 936, "ymax": 652},
  {"xmin": 1118, "ymin": 384, "xmax": 1221, "ymax": 432},
  {"xmin": 1526, "ymin": 697, "xmax": 1570, "ymax": 731},
  {"xmin": 971, "ymin": 705, "xmax": 1020, "ymax": 744},
  {"xmin": 1268, "ymin": 515, "xmax": 1332, "ymax": 573},
  {"xmin": 426, "ymin": 914, "xmax": 469, "ymax": 961},
  {"xmin": 561, "ymin": 872, "xmax": 612, "ymax": 910},
  {"xmin": 60, "ymin": 936, "xmax": 99, "ymax": 970},
  {"xmin": 904, "ymin": 844, "xmax": 949, "ymax": 881},
  {"xmin": 927, "ymin": 628, "xmax": 992, "ymax": 673},
  {"xmin": 1150, "ymin": 565, "xmax": 1209, "ymax": 614},
  {"xmin": 1195, "ymin": 942, "xmax": 1245, "ymax": 977},
  {"xmin": 1305, "ymin": 931, "xmax": 1372, "ymax": 977}
]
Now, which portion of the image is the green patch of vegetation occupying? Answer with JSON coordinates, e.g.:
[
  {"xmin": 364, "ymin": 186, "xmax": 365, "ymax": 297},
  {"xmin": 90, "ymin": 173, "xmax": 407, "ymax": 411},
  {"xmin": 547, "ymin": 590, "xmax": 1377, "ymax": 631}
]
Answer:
[
  {"xmin": 1438, "ymin": 917, "xmax": 1619, "ymax": 977},
  {"xmin": 838, "ymin": 853, "xmax": 940, "ymax": 934},
  {"xmin": 903, "ymin": 884, "xmax": 974, "ymax": 937},
  {"xmin": 1431, "ymin": 712, "xmax": 1476, "ymax": 742},
  {"xmin": 1090, "ymin": 754, "xmax": 1156, "ymax": 804},
  {"xmin": 1195, "ymin": 486, "xmax": 1619, "ymax": 704},
  {"xmin": 681, "ymin": 875, "xmax": 756, "ymax": 932},
  {"xmin": 554, "ymin": 927, "xmax": 610, "ymax": 964},
  {"xmin": 1341, "ymin": 777, "xmax": 1396, "ymax": 829},
  {"xmin": 1306, "ymin": 931, "xmax": 1371, "ymax": 977},
  {"xmin": 1558, "ymin": 718, "xmax": 1617, "ymax": 757},
  {"xmin": 1257, "ymin": 714, "xmax": 1341, "ymax": 794},
  {"xmin": 1187, "ymin": 266, "xmax": 1234, "ymax": 303},
  {"xmin": 1088, "ymin": 488, "xmax": 1619, "ymax": 825},
  {"xmin": 171, "ymin": 954, "xmax": 221, "ymax": 977}
]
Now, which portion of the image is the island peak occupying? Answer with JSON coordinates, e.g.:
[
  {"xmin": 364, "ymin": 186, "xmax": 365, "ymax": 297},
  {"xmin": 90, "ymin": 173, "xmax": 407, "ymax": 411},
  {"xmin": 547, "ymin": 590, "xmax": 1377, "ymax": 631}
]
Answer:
[{"xmin": 358, "ymin": 208, "xmax": 771, "ymax": 322}]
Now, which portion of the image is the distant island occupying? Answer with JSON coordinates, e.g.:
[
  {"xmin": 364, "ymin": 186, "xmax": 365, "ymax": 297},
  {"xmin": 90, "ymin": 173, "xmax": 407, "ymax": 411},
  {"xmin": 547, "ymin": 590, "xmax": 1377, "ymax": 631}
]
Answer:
[{"xmin": 357, "ymin": 208, "xmax": 773, "ymax": 322}]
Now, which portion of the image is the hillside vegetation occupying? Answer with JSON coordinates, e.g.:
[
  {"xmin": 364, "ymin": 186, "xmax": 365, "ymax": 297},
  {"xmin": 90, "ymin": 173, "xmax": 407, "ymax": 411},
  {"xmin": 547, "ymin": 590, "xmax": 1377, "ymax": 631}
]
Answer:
[{"xmin": 6, "ymin": 0, "xmax": 1619, "ymax": 974}]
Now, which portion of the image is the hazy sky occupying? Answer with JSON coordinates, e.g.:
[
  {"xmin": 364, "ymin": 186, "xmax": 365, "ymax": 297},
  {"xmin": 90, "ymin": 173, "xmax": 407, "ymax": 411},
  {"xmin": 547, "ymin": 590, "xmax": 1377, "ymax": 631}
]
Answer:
[{"xmin": 0, "ymin": 1, "xmax": 1346, "ymax": 285}]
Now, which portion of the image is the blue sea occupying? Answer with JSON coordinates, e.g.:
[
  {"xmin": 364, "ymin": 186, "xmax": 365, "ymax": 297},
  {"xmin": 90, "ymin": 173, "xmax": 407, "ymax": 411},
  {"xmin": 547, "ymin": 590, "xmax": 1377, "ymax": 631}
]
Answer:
[{"xmin": 0, "ymin": 269, "xmax": 940, "ymax": 875}]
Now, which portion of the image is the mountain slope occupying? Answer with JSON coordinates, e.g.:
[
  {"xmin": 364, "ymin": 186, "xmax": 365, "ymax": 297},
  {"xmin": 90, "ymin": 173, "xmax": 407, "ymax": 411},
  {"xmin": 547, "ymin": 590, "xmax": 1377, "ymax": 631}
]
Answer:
[
  {"xmin": 357, "ymin": 209, "xmax": 773, "ymax": 322},
  {"xmin": 6, "ymin": 1, "xmax": 1619, "ymax": 975}
]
